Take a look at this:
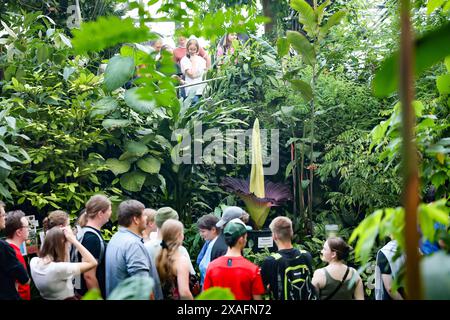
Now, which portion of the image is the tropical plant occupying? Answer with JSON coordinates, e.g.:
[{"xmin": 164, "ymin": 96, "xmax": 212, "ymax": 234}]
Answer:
[
  {"xmin": 0, "ymin": 12, "xmax": 121, "ymax": 216},
  {"xmin": 0, "ymin": 105, "xmax": 30, "ymax": 200},
  {"xmin": 221, "ymin": 119, "xmax": 292, "ymax": 230},
  {"xmin": 278, "ymin": 0, "xmax": 346, "ymax": 234}
]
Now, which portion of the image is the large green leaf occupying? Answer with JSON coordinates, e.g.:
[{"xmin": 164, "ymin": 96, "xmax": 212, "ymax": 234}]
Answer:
[
  {"xmin": 120, "ymin": 45, "xmax": 149, "ymax": 66},
  {"xmin": 0, "ymin": 183, "xmax": 12, "ymax": 200},
  {"xmin": 120, "ymin": 171, "xmax": 146, "ymax": 192},
  {"xmin": 318, "ymin": 10, "xmax": 346, "ymax": 40},
  {"xmin": 107, "ymin": 275, "xmax": 154, "ymax": 300},
  {"xmin": 91, "ymin": 97, "xmax": 119, "ymax": 118},
  {"xmin": 373, "ymin": 23, "xmax": 450, "ymax": 97},
  {"xmin": 427, "ymin": 0, "xmax": 445, "ymax": 15},
  {"xmin": 445, "ymin": 56, "xmax": 450, "ymax": 72},
  {"xmin": 104, "ymin": 56, "xmax": 135, "ymax": 92},
  {"xmin": 137, "ymin": 157, "xmax": 161, "ymax": 174},
  {"xmin": 0, "ymin": 160, "xmax": 12, "ymax": 170},
  {"xmin": 317, "ymin": 0, "xmax": 331, "ymax": 25},
  {"xmin": 0, "ymin": 153, "xmax": 21, "ymax": 163},
  {"xmin": 102, "ymin": 119, "xmax": 131, "ymax": 130},
  {"xmin": 195, "ymin": 287, "xmax": 235, "ymax": 300},
  {"xmin": 125, "ymin": 141, "xmax": 149, "ymax": 157},
  {"xmin": 421, "ymin": 252, "xmax": 450, "ymax": 300},
  {"xmin": 276, "ymin": 37, "xmax": 289, "ymax": 57},
  {"xmin": 124, "ymin": 87, "xmax": 156, "ymax": 113},
  {"xmin": 290, "ymin": 0, "xmax": 317, "ymax": 37},
  {"xmin": 72, "ymin": 16, "xmax": 152, "ymax": 54},
  {"xmin": 290, "ymin": 79, "xmax": 313, "ymax": 101},
  {"xmin": 105, "ymin": 158, "xmax": 131, "ymax": 176},
  {"xmin": 437, "ymin": 74, "xmax": 450, "ymax": 94},
  {"xmin": 286, "ymin": 31, "xmax": 316, "ymax": 66}
]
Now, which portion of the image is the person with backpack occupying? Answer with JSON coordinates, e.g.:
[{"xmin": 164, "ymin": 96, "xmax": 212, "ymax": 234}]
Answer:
[
  {"xmin": 261, "ymin": 216, "xmax": 317, "ymax": 300},
  {"xmin": 73, "ymin": 195, "xmax": 111, "ymax": 299},
  {"xmin": 312, "ymin": 237, "xmax": 364, "ymax": 300},
  {"xmin": 203, "ymin": 218, "xmax": 265, "ymax": 300},
  {"xmin": 375, "ymin": 237, "xmax": 406, "ymax": 300}
]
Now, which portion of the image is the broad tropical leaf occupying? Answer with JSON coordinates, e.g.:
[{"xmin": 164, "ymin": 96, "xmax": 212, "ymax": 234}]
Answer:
[
  {"xmin": 125, "ymin": 141, "xmax": 149, "ymax": 157},
  {"xmin": 373, "ymin": 23, "xmax": 450, "ymax": 97},
  {"xmin": 196, "ymin": 287, "xmax": 235, "ymax": 300},
  {"xmin": 137, "ymin": 157, "xmax": 161, "ymax": 174},
  {"xmin": 276, "ymin": 37, "xmax": 289, "ymax": 57},
  {"xmin": 287, "ymin": 31, "xmax": 316, "ymax": 66},
  {"xmin": 102, "ymin": 119, "xmax": 131, "ymax": 130},
  {"xmin": 124, "ymin": 87, "xmax": 156, "ymax": 114},
  {"xmin": 91, "ymin": 97, "xmax": 119, "ymax": 118},
  {"xmin": 120, "ymin": 171, "xmax": 146, "ymax": 192},
  {"xmin": 104, "ymin": 56, "xmax": 135, "ymax": 92},
  {"xmin": 105, "ymin": 158, "xmax": 131, "ymax": 176},
  {"xmin": 318, "ymin": 10, "xmax": 346, "ymax": 40},
  {"xmin": 290, "ymin": 79, "xmax": 313, "ymax": 101},
  {"xmin": 72, "ymin": 16, "xmax": 152, "ymax": 54},
  {"xmin": 290, "ymin": 0, "xmax": 317, "ymax": 37}
]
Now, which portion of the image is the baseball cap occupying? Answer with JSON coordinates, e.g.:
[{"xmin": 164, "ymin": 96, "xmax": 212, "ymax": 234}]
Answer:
[
  {"xmin": 223, "ymin": 218, "xmax": 248, "ymax": 244},
  {"xmin": 216, "ymin": 206, "xmax": 245, "ymax": 228},
  {"xmin": 155, "ymin": 207, "xmax": 179, "ymax": 228}
]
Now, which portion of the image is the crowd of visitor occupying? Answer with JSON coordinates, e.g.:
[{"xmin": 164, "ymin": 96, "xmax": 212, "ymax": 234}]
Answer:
[{"xmin": 2, "ymin": 194, "xmax": 440, "ymax": 301}]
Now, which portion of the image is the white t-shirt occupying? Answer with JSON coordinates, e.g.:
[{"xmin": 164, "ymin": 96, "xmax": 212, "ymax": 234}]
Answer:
[
  {"xmin": 30, "ymin": 257, "xmax": 81, "ymax": 300},
  {"xmin": 144, "ymin": 238, "xmax": 195, "ymax": 274},
  {"xmin": 180, "ymin": 55, "xmax": 207, "ymax": 97}
]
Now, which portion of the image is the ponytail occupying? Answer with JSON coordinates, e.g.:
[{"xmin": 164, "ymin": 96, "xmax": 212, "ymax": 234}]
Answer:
[
  {"xmin": 77, "ymin": 211, "xmax": 88, "ymax": 228},
  {"xmin": 156, "ymin": 219, "xmax": 184, "ymax": 283}
]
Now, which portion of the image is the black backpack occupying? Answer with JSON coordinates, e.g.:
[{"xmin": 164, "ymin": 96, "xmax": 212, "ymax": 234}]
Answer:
[{"xmin": 271, "ymin": 250, "xmax": 317, "ymax": 300}]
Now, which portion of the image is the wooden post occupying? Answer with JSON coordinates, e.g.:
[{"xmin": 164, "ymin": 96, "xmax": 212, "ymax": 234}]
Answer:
[{"xmin": 399, "ymin": 0, "xmax": 422, "ymax": 300}]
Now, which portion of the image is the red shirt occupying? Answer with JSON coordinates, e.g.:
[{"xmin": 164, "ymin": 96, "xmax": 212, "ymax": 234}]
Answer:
[
  {"xmin": 203, "ymin": 256, "xmax": 265, "ymax": 300},
  {"xmin": 8, "ymin": 242, "xmax": 31, "ymax": 300},
  {"xmin": 173, "ymin": 46, "xmax": 208, "ymax": 64}
]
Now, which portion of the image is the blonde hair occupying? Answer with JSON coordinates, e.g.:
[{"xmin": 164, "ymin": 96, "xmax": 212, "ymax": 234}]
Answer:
[
  {"xmin": 186, "ymin": 39, "xmax": 199, "ymax": 53},
  {"xmin": 156, "ymin": 219, "xmax": 184, "ymax": 283},
  {"xmin": 78, "ymin": 195, "xmax": 111, "ymax": 227},
  {"xmin": 143, "ymin": 208, "xmax": 156, "ymax": 225},
  {"xmin": 269, "ymin": 216, "xmax": 293, "ymax": 242}
]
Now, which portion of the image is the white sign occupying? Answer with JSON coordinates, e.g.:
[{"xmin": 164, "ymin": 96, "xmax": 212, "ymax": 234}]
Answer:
[{"xmin": 258, "ymin": 237, "xmax": 273, "ymax": 248}]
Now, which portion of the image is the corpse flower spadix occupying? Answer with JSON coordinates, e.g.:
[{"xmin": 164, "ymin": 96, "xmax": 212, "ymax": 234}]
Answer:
[{"xmin": 221, "ymin": 119, "xmax": 291, "ymax": 229}]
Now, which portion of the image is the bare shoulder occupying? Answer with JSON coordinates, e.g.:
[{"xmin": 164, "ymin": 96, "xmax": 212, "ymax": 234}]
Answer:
[
  {"xmin": 313, "ymin": 267, "xmax": 326, "ymax": 281},
  {"xmin": 176, "ymin": 254, "xmax": 191, "ymax": 269},
  {"xmin": 313, "ymin": 267, "xmax": 326, "ymax": 277}
]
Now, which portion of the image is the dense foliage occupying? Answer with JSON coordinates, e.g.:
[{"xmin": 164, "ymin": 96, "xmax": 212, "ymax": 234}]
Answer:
[{"xmin": 1, "ymin": 0, "xmax": 449, "ymax": 300}]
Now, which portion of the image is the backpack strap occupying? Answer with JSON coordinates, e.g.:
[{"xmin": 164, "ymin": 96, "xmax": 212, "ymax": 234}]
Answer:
[
  {"xmin": 323, "ymin": 266, "xmax": 350, "ymax": 300},
  {"xmin": 80, "ymin": 227, "xmax": 105, "ymax": 264},
  {"xmin": 270, "ymin": 252, "xmax": 284, "ymax": 299},
  {"xmin": 271, "ymin": 252, "xmax": 282, "ymax": 260}
]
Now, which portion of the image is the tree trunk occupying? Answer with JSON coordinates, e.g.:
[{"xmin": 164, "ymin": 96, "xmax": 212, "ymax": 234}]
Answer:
[
  {"xmin": 399, "ymin": 0, "xmax": 422, "ymax": 300},
  {"xmin": 262, "ymin": 0, "xmax": 276, "ymax": 36}
]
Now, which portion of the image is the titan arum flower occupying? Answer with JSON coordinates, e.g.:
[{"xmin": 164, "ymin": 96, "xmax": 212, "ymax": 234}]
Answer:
[{"xmin": 221, "ymin": 119, "xmax": 291, "ymax": 229}]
